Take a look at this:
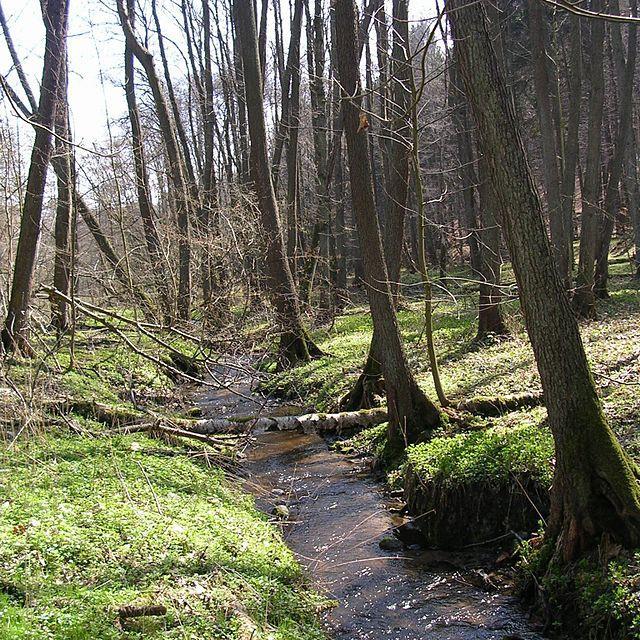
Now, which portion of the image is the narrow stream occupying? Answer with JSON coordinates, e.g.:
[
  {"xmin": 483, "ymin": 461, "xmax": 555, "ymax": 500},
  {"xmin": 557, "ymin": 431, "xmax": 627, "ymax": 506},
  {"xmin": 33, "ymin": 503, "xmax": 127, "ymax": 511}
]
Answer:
[{"xmin": 199, "ymin": 363, "xmax": 546, "ymax": 640}]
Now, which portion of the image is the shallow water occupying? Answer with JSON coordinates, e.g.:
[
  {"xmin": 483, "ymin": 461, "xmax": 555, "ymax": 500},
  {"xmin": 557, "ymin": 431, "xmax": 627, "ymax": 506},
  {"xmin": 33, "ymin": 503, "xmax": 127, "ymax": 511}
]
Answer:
[
  {"xmin": 199, "ymin": 363, "xmax": 546, "ymax": 640},
  {"xmin": 244, "ymin": 430, "xmax": 545, "ymax": 640}
]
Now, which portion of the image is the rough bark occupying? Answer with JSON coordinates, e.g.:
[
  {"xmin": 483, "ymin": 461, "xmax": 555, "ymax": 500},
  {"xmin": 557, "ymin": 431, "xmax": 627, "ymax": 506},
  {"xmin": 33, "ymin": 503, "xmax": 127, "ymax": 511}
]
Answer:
[
  {"xmin": 334, "ymin": 0, "xmax": 441, "ymax": 446},
  {"xmin": 233, "ymin": 0, "xmax": 320, "ymax": 365},
  {"xmin": 447, "ymin": 0, "xmax": 640, "ymax": 564}
]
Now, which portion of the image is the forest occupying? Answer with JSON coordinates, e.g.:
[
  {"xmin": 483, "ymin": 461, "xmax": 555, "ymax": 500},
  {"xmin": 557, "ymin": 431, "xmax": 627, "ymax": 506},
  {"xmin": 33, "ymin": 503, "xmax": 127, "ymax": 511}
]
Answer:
[{"xmin": 0, "ymin": 0, "xmax": 639, "ymax": 638}]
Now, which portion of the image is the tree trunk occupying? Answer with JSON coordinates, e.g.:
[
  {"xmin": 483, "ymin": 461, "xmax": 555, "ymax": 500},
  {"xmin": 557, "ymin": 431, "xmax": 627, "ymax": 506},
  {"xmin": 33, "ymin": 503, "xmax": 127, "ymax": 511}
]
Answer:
[
  {"xmin": 285, "ymin": 0, "xmax": 303, "ymax": 278},
  {"xmin": 476, "ymin": 154, "xmax": 509, "ymax": 339},
  {"xmin": 334, "ymin": 0, "xmax": 441, "ymax": 446},
  {"xmin": 594, "ymin": 0, "xmax": 637, "ymax": 297},
  {"xmin": 573, "ymin": 0, "xmax": 605, "ymax": 319},
  {"xmin": 528, "ymin": 0, "xmax": 570, "ymax": 288},
  {"xmin": 51, "ymin": 50, "xmax": 72, "ymax": 334},
  {"xmin": 234, "ymin": 0, "xmax": 320, "ymax": 365},
  {"xmin": 1, "ymin": 0, "xmax": 69, "ymax": 353},
  {"xmin": 559, "ymin": 16, "xmax": 582, "ymax": 281},
  {"xmin": 117, "ymin": 0, "xmax": 192, "ymax": 319},
  {"xmin": 447, "ymin": 0, "xmax": 640, "ymax": 564},
  {"xmin": 449, "ymin": 50, "xmax": 482, "ymax": 276},
  {"xmin": 124, "ymin": 0, "xmax": 173, "ymax": 320}
]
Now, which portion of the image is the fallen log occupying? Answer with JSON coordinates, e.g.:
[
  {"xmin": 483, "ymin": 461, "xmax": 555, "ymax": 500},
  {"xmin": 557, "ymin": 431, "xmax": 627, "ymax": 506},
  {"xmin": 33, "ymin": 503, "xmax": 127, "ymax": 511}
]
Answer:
[
  {"xmin": 119, "ymin": 604, "xmax": 167, "ymax": 620},
  {"xmin": 456, "ymin": 392, "xmax": 543, "ymax": 417},
  {"xmin": 183, "ymin": 407, "xmax": 388, "ymax": 435}
]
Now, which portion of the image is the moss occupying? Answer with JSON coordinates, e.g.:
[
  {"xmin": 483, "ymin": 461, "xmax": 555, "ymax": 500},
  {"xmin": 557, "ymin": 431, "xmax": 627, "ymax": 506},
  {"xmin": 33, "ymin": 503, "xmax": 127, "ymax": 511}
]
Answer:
[{"xmin": 0, "ymin": 432, "xmax": 328, "ymax": 639}]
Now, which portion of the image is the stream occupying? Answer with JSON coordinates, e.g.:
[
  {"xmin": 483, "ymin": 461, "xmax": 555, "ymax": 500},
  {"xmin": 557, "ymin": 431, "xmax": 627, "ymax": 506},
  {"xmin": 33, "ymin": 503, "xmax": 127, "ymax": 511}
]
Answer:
[{"xmin": 198, "ymin": 361, "xmax": 546, "ymax": 640}]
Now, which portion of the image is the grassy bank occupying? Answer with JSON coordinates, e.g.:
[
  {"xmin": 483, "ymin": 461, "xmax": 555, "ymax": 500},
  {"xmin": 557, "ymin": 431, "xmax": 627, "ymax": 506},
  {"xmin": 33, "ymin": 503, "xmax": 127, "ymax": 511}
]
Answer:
[{"xmin": 0, "ymin": 326, "xmax": 327, "ymax": 640}]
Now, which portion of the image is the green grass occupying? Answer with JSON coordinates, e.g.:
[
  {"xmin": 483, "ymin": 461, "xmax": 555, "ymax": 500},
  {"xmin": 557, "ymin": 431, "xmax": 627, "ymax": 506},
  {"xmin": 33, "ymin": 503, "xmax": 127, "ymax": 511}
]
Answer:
[
  {"xmin": 0, "ymin": 431, "xmax": 327, "ymax": 640},
  {"xmin": 405, "ymin": 408, "xmax": 554, "ymax": 487}
]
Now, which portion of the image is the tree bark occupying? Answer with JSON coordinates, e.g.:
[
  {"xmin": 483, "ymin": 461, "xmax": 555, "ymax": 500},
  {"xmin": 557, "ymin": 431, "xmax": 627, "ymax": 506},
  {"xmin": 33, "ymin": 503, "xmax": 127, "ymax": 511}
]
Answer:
[
  {"xmin": 447, "ymin": 0, "xmax": 640, "ymax": 564},
  {"xmin": 594, "ymin": 0, "xmax": 637, "ymax": 296},
  {"xmin": 1, "ymin": 0, "xmax": 69, "ymax": 353},
  {"xmin": 234, "ymin": 0, "xmax": 320, "ymax": 365},
  {"xmin": 573, "ymin": 0, "xmax": 605, "ymax": 319},
  {"xmin": 334, "ymin": 0, "xmax": 441, "ymax": 446}
]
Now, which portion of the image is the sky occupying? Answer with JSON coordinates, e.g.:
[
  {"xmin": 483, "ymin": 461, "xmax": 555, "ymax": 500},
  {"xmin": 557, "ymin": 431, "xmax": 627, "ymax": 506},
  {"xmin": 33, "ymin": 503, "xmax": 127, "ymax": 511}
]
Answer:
[{"xmin": 0, "ymin": 0, "xmax": 439, "ymax": 148}]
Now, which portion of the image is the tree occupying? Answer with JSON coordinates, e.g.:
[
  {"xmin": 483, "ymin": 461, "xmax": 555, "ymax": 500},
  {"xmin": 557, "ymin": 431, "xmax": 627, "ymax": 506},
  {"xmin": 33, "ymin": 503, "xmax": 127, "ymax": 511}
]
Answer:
[
  {"xmin": 528, "ymin": 0, "xmax": 571, "ymax": 288},
  {"xmin": 51, "ymin": 48, "xmax": 73, "ymax": 334},
  {"xmin": 233, "ymin": 0, "xmax": 321, "ymax": 365},
  {"xmin": 116, "ymin": 0, "xmax": 193, "ymax": 319},
  {"xmin": 334, "ymin": 0, "xmax": 441, "ymax": 446},
  {"xmin": 573, "ymin": 0, "xmax": 606, "ymax": 319},
  {"xmin": 1, "ymin": 0, "xmax": 69, "ymax": 353},
  {"xmin": 594, "ymin": 0, "xmax": 637, "ymax": 296},
  {"xmin": 123, "ymin": 0, "xmax": 173, "ymax": 320},
  {"xmin": 446, "ymin": 0, "xmax": 640, "ymax": 563}
]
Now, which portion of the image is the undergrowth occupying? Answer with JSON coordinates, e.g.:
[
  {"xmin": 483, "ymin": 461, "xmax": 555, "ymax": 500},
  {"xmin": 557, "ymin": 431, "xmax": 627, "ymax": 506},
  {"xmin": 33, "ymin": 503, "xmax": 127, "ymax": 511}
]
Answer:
[{"xmin": 0, "ymin": 431, "xmax": 327, "ymax": 639}]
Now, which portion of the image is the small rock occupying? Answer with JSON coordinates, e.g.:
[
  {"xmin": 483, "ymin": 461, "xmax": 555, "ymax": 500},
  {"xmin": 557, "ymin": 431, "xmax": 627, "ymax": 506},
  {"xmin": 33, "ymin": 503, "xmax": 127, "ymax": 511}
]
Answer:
[
  {"xmin": 379, "ymin": 536, "xmax": 403, "ymax": 551},
  {"xmin": 395, "ymin": 521, "xmax": 425, "ymax": 547},
  {"xmin": 272, "ymin": 504, "xmax": 290, "ymax": 519}
]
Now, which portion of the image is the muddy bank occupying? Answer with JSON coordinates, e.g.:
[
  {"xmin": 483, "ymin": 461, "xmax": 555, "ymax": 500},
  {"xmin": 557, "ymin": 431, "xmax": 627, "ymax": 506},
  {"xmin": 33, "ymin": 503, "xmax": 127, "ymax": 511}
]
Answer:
[
  {"xmin": 403, "ymin": 465, "xmax": 549, "ymax": 549},
  {"xmin": 244, "ymin": 430, "xmax": 546, "ymax": 640}
]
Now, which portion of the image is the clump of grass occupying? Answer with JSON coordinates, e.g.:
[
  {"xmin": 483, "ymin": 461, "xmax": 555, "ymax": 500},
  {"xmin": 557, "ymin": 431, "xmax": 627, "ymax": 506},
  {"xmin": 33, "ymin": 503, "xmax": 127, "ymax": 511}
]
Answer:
[
  {"xmin": 0, "ymin": 432, "xmax": 328, "ymax": 640},
  {"xmin": 406, "ymin": 409, "xmax": 554, "ymax": 487}
]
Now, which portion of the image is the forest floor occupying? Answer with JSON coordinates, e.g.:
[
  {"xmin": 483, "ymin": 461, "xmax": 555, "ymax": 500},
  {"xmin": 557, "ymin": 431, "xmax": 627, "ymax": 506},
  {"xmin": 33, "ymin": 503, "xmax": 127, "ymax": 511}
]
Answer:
[
  {"xmin": 0, "ymin": 328, "xmax": 328, "ymax": 639},
  {"xmin": 0, "ymin": 256, "xmax": 638, "ymax": 639}
]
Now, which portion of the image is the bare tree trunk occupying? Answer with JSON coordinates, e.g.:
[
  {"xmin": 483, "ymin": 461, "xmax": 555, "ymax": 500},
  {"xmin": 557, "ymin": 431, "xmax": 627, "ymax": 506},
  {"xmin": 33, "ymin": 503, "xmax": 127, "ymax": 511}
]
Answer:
[
  {"xmin": 449, "ymin": 51, "xmax": 481, "ymax": 276},
  {"xmin": 271, "ymin": 0, "xmax": 304, "ymax": 190},
  {"xmin": 117, "ymin": 0, "xmax": 192, "ymax": 319},
  {"xmin": 447, "ymin": 0, "xmax": 640, "ymax": 565},
  {"xmin": 573, "ymin": 0, "xmax": 605, "ymax": 319},
  {"xmin": 1, "ymin": 0, "xmax": 69, "ymax": 353},
  {"xmin": 51, "ymin": 50, "xmax": 72, "ymax": 334},
  {"xmin": 560, "ymin": 16, "xmax": 582, "ymax": 279},
  {"xmin": 335, "ymin": 0, "xmax": 441, "ymax": 447},
  {"xmin": 528, "ymin": 0, "xmax": 570, "ymax": 287},
  {"xmin": 285, "ymin": 0, "xmax": 303, "ymax": 278},
  {"xmin": 476, "ymin": 154, "xmax": 509, "ymax": 339},
  {"xmin": 306, "ymin": 0, "xmax": 332, "ymax": 314},
  {"xmin": 594, "ymin": 0, "xmax": 637, "ymax": 296},
  {"xmin": 124, "ymin": 0, "xmax": 173, "ymax": 320},
  {"xmin": 234, "ymin": 0, "xmax": 321, "ymax": 365}
]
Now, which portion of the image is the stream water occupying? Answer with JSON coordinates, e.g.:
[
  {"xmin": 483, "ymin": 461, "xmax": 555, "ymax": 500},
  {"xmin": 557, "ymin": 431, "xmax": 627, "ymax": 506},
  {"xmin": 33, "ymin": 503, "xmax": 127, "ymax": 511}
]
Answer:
[{"xmin": 198, "ymin": 362, "xmax": 546, "ymax": 640}]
